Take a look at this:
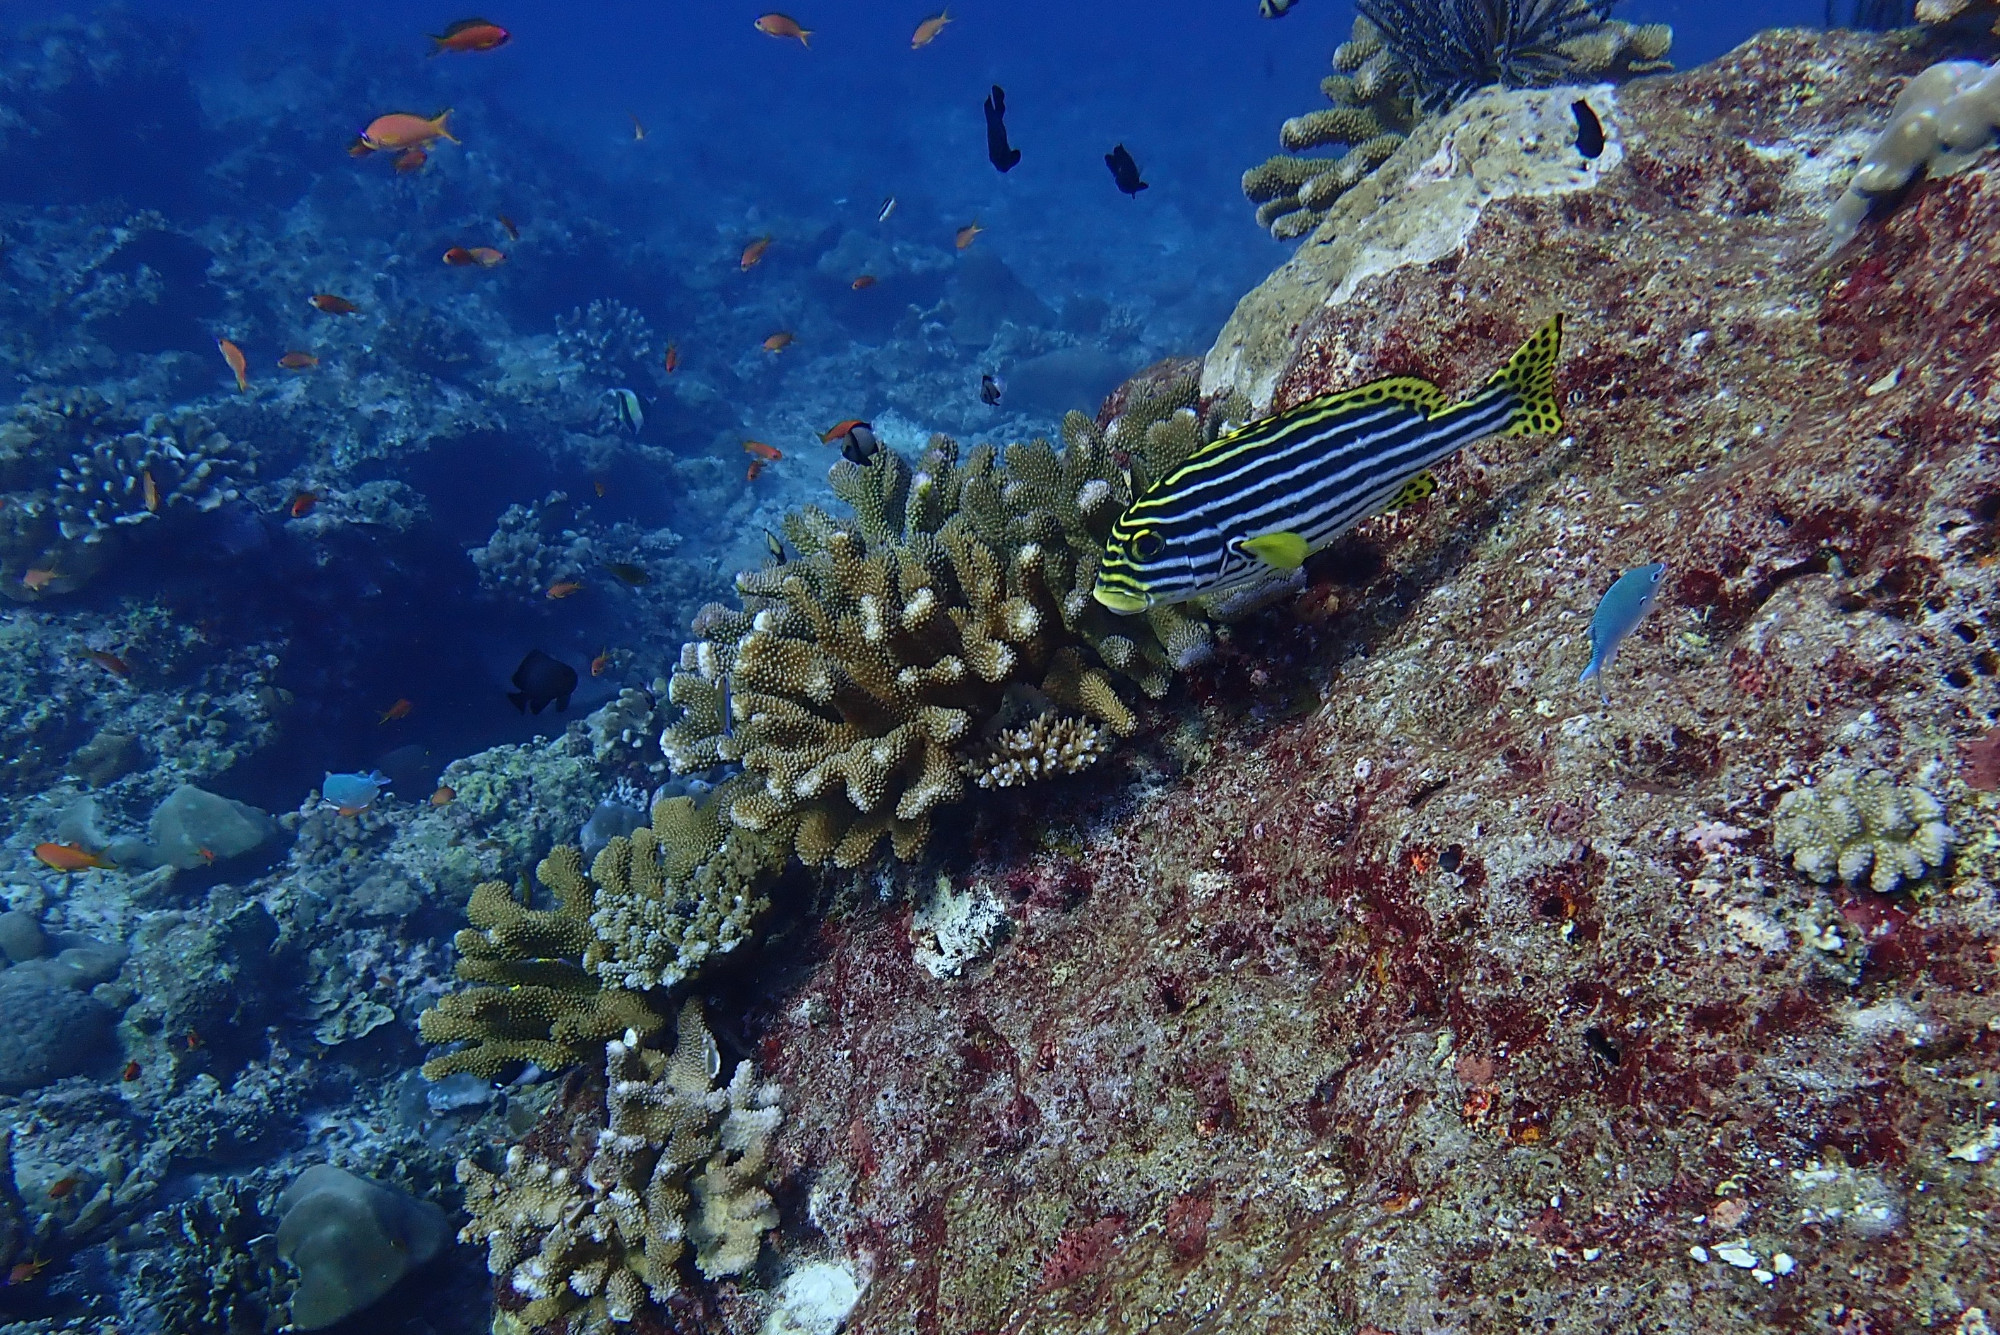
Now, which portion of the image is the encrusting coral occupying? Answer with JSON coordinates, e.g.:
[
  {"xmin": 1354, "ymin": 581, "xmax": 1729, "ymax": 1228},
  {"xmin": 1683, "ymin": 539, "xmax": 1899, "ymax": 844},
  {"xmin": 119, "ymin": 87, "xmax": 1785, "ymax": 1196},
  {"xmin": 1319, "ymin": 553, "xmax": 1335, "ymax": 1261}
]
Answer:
[
  {"xmin": 1822, "ymin": 58, "xmax": 2000, "ymax": 257},
  {"xmin": 660, "ymin": 388, "xmax": 1240, "ymax": 869},
  {"xmin": 1246, "ymin": 9, "xmax": 1670, "ymax": 241},
  {"xmin": 455, "ymin": 1000, "xmax": 782, "ymax": 1332},
  {"xmin": 1772, "ymin": 769, "xmax": 1956, "ymax": 893},
  {"xmin": 418, "ymin": 796, "xmax": 770, "ymax": 1073}
]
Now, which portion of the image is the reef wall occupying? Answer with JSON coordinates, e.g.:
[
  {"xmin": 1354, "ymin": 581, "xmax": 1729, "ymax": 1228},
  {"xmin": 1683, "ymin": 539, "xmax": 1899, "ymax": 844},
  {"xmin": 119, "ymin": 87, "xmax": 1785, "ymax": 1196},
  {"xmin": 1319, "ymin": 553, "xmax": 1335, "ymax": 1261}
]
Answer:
[{"xmin": 733, "ymin": 29, "xmax": 2000, "ymax": 1335}]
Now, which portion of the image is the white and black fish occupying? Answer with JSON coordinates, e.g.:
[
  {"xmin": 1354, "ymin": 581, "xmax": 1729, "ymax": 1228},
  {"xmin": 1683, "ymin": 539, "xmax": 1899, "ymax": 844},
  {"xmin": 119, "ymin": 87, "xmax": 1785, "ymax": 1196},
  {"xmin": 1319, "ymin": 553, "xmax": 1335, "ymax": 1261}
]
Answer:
[{"xmin": 1259, "ymin": 0, "xmax": 1299, "ymax": 16}]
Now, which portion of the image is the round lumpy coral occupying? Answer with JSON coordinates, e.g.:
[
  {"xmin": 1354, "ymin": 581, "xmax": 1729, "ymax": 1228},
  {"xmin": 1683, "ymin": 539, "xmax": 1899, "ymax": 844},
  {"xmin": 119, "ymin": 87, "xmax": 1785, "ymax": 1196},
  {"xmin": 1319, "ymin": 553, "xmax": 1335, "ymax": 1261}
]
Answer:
[{"xmin": 1772, "ymin": 769, "xmax": 1955, "ymax": 893}]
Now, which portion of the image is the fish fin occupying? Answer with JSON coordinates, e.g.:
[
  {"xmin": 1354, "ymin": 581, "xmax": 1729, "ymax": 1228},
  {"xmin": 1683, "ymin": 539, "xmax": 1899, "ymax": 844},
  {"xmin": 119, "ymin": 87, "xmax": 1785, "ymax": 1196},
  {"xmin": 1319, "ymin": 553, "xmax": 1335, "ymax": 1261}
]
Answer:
[
  {"xmin": 507, "ymin": 691, "xmax": 527, "ymax": 714},
  {"xmin": 1240, "ymin": 530, "xmax": 1311, "ymax": 570},
  {"xmin": 1486, "ymin": 314, "xmax": 1564, "ymax": 438},
  {"xmin": 1577, "ymin": 656, "xmax": 1610, "ymax": 703},
  {"xmin": 433, "ymin": 109, "xmax": 459, "ymax": 143},
  {"xmin": 1380, "ymin": 469, "xmax": 1438, "ymax": 513},
  {"xmin": 1303, "ymin": 375, "xmax": 1450, "ymax": 420}
]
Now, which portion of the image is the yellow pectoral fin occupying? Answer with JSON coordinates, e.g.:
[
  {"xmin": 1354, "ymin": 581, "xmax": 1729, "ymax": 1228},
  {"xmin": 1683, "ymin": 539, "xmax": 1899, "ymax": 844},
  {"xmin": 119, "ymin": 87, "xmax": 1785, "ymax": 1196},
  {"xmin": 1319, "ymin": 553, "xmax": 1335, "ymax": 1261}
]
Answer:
[{"xmin": 1240, "ymin": 530, "xmax": 1310, "ymax": 570}]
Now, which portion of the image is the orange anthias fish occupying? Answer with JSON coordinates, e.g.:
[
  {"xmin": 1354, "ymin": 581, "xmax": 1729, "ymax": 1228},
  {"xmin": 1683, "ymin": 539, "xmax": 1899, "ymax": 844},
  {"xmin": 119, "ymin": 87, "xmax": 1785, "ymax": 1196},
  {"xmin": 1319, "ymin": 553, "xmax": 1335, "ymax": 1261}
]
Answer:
[
  {"xmin": 762, "ymin": 330, "xmax": 794, "ymax": 353},
  {"xmin": 141, "ymin": 468, "xmax": 159, "ymax": 513},
  {"xmin": 378, "ymin": 697, "xmax": 413, "ymax": 724},
  {"xmin": 740, "ymin": 235, "xmax": 771, "ymax": 269},
  {"xmin": 546, "ymin": 580, "xmax": 584, "ymax": 599},
  {"xmin": 429, "ymin": 18, "xmax": 510, "ymax": 54},
  {"xmin": 955, "ymin": 221, "xmax": 984, "ymax": 250},
  {"xmin": 361, "ymin": 109, "xmax": 457, "ymax": 152},
  {"xmin": 662, "ymin": 341, "xmax": 679, "ymax": 374},
  {"xmin": 289, "ymin": 491, "xmax": 320, "ymax": 518},
  {"xmin": 310, "ymin": 293, "xmax": 359, "ymax": 315},
  {"xmin": 851, "ymin": 274, "xmax": 877, "ymax": 289},
  {"xmin": 820, "ymin": 418, "xmax": 868, "ymax": 443},
  {"xmin": 33, "ymin": 843, "xmax": 114, "ymax": 873},
  {"xmin": 442, "ymin": 247, "xmax": 475, "ymax": 266},
  {"xmin": 912, "ymin": 10, "xmax": 952, "ymax": 48},
  {"xmin": 20, "ymin": 567, "xmax": 59, "ymax": 592},
  {"xmin": 590, "ymin": 648, "xmax": 611, "ymax": 677},
  {"xmin": 468, "ymin": 247, "xmax": 506, "ymax": 267},
  {"xmin": 498, "ymin": 213, "xmax": 520, "ymax": 240},
  {"xmin": 218, "ymin": 338, "xmax": 249, "ymax": 392},
  {"xmin": 743, "ymin": 440, "xmax": 782, "ymax": 461},
  {"xmin": 430, "ymin": 785, "xmax": 456, "ymax": 807},
  {"xmin": 6, "ymin": 1256, "xmax": 47, "ymax": 1287},
  {"xmin": 753, "ymin": 13, "xmax": 812, "ymax": 45},
  {"xmin": 278, "ymin": 352, "xmax": 319, "ymax": 370},
  {"xmin": 746, "ymin": 459, "xmax": 766, "ymax": 482},
  {"xmin": 122, "ymin": 1060, "xmax": 141, "ymax": 1081},
  {"xmin": 85, "ymin": 650, "xmax": 131, "ymax": 679},
  {"xmin": 394, "ymin": 147, "xmax": 428, "ymax": 173}
]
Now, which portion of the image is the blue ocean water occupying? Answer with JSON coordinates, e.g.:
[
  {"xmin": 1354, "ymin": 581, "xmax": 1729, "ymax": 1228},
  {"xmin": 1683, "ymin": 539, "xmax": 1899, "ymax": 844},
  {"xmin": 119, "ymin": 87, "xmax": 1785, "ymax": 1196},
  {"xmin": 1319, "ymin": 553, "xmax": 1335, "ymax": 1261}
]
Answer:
[{"xmin": 0, "ymin": 2, "xmax": 1916, "ymax": 1329}]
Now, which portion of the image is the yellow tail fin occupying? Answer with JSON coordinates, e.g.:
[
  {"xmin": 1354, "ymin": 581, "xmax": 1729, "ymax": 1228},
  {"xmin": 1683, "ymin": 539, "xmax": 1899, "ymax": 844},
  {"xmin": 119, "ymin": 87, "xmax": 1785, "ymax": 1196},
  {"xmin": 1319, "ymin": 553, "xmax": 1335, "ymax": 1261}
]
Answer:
[{"xmin": 1488, "ymin": 314, "xmax": 1564, "ymax": 438}]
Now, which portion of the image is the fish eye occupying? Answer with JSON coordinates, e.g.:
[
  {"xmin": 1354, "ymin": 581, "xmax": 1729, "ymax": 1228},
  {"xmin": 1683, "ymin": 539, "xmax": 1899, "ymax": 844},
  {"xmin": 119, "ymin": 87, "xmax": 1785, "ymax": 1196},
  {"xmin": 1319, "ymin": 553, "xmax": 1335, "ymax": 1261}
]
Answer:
[{"xmin": 1129, "ymin": 529, "xmax": 1164, "ymax": 561}]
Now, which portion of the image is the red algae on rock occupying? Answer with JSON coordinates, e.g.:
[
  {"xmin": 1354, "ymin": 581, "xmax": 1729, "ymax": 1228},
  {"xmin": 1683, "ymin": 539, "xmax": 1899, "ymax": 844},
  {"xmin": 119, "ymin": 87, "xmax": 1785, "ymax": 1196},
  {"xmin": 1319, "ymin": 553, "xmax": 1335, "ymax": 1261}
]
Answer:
[{"xmin": 657, "ymin": 29, "xmax": 2000, "ymax": 1335}]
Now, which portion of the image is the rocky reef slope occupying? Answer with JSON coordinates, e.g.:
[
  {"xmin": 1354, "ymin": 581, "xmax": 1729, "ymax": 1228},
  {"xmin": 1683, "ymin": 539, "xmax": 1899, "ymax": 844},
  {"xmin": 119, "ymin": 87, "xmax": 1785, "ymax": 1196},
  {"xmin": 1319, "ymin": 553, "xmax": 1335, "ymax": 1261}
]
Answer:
[{"xmin": 737, "ymin": 29, "xmax": 1999, "ymax": 1335}]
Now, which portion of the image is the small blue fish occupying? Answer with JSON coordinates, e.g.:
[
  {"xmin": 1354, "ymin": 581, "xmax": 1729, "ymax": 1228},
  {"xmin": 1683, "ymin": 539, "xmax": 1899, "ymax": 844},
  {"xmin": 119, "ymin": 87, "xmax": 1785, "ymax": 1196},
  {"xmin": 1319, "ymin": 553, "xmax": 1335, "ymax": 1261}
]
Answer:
[
  {"xmin": 322, "ymin": 769, "xmax": 391, "ymax": 814},
  {"xmin": 1579, "ymin": 562, "xmax": 1666, "ymax": 703},
  {"xmin": 605, "ymin": 388, "xmax": 644, "ymax": 436}
]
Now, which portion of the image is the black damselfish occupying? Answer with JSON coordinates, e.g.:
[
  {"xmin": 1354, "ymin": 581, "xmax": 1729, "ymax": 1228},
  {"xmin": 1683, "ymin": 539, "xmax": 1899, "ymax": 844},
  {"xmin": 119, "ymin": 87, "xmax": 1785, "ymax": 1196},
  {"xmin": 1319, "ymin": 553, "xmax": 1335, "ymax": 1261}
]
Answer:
[
  {"xmin": 980, "ymin": 373, "xmax": 1002, "ymax": 406},
  {"xmin": 508, "ymin": 649, "xmax": 577, "ymax": 714},
  {"xmin": 1105, "ymin": 143, "xmax": 1148, "ymax": 197},
  {"xmin": 984, "ymin": 85, "xmax": 1021, "ymax": 173},
  {"xmin": 1572, "ymin": 99, "xmax": 1605, "ymax": 160}
]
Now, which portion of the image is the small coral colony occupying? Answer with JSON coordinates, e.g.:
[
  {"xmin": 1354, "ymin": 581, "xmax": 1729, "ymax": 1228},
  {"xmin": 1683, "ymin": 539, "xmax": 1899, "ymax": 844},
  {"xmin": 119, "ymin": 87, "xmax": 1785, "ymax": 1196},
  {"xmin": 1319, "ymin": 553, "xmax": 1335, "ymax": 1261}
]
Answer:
[{"xmin": 4, "ymin": 2, "xmax": 1997, "ymax": 1332}]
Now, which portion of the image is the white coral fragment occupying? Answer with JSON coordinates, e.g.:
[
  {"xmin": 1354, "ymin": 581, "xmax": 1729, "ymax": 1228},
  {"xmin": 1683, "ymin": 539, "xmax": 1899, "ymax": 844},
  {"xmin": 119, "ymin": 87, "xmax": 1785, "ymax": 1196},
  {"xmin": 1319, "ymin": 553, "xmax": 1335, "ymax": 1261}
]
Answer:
[{"xmin": 1772, "ymin": 769, "xmax": 1955, "ymax": 893}]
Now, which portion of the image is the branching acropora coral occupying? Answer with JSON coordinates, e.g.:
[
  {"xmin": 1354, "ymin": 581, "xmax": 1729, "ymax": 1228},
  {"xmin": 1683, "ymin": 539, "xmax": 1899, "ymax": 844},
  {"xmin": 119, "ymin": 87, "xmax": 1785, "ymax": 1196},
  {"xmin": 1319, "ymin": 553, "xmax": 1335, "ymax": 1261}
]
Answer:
[
  {"xmin": 456, "ymin": 1001, "xmax": 781, "ymax": 1330},
  {"xmin": 415, "ymin": 865, "xmax": 663, "ymax": 1080},
  {"xmin": 1246, "ymin": 8, "xmax": 1668, "ymax": 241},
  {"xmin": 1822, "ymin": 59, "xmax": 2000, "ymax": 257},
  {"xmin": 419, "ymin": 796, "xmax": 771, "ymax": 1072},
  {"xmin": 662, "ymin": 397, "xmax": 1231, "ymax": 868},
  {"xmin": 1772, "ymin": 769, "xmax": 1955, "ymax": 893}
]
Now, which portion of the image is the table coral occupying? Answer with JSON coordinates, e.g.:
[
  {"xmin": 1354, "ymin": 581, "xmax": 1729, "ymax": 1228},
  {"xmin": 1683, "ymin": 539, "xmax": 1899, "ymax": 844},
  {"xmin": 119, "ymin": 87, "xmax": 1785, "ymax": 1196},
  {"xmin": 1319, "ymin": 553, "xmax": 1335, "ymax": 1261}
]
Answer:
[
  {"xmin": 456, "ymin": 1000, "xmax": 781, "ymax": 1331},
  {"xmin": 1773, "ymin": 768, "xmax": 1956, "ymax": 892},
  {"xmin": 660, "ymin": 412, "xmax": 1231, "ymax": 868}
]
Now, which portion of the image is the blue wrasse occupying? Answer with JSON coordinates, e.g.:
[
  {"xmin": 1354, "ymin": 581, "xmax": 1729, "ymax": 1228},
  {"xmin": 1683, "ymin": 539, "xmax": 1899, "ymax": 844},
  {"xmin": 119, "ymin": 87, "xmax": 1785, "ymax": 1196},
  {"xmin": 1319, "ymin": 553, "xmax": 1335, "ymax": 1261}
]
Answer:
[
  {"xmin": 1092, "ymin": 315, "xmax": 1564, "ymax": 613},
  {"xmin": 1579, "ymin": 561, "xmax": 1666, "ymax": 702}
]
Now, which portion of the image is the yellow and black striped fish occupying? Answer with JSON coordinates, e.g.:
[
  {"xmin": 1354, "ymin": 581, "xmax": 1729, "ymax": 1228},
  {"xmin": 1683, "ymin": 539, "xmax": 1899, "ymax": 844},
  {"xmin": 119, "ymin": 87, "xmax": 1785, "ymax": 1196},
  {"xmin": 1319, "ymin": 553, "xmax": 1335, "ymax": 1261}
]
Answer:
[{"xmin": 1092, "ymin": 315, "xmax": 1563, "ymax": 613}]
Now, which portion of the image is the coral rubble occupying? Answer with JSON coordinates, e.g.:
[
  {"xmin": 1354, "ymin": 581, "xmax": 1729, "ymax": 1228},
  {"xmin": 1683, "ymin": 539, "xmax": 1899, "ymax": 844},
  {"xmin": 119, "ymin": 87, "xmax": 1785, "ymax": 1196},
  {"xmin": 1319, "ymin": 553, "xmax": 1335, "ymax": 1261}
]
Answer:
[{"xmin": 1773, "ymin": 768, "xmax": 1955, "ymax": 892}]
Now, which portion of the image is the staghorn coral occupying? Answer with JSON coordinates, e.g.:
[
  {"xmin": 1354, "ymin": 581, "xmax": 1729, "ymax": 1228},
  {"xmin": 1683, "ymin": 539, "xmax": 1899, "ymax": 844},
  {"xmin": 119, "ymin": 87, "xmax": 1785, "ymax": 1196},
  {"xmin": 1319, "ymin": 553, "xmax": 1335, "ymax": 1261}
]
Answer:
[
  {"xmin": 1772, "ymin": 769, "xmax": 1955, "ymax": 893},
  {"xmin": 1821, "ymin": 58, "xmax": 2000, "ymax": 258},
  {"xmin": 659, "ymin": 412, "xmax": 1228, "ymax": 868},
  {"xmin": 456, "ymin": 1000, "xmax": 781, "ymax": 1331},
  {"xmin": 1247, "ymin": 8, "xmax": 1668, "ymax": 241},
  {"xmin": 416, "ymin": 862, "xmax": 663, "ymax": 1081}
]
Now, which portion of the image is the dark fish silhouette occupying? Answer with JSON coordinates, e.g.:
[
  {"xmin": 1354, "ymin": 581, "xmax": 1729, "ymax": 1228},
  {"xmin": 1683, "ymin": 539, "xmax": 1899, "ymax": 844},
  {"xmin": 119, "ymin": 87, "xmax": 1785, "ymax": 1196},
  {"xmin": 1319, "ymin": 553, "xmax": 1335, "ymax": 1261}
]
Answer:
[
  {"xmin": 508, "ymin": 649, "xmax": 577, "ymax": 715},
  {"xmin": 1258, "ymin": 0, "xmax": 1298, "ymax": 14},
  {"xmin": 1572, "ymin": 100, "xmax": 1604, "ymax": 160},
  {"xmin": 840, "ymin": 423, "xmax": 882, "ymax": 466},
  {"xmin": 980, "ymin": 374, "xmax": 1002, "ymax": 406},
  {"xmin": 984, "ymin": 85, "xmax": 1022, "ymax": 173},
  {"xmin": 1105, "ymin": 143, "xmax": 1148, "ymax": 197}
]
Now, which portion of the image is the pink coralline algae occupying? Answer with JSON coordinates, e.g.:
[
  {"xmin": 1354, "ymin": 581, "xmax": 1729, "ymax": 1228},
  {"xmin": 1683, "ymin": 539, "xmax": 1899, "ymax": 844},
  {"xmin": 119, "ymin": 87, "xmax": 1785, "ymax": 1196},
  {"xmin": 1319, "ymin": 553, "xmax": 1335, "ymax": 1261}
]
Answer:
[{"xmin": 713, "ymin": 28, "xmax": 1999, "ymax": 1335}]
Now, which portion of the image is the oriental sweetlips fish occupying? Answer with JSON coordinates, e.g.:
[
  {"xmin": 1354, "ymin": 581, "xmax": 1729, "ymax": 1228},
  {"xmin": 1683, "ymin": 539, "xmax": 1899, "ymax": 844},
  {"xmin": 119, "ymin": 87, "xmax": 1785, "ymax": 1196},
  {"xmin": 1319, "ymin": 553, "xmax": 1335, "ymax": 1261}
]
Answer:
[{"xmin": 1093, "ymin": 316, "xmax": 1564, "ymax": 612}]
